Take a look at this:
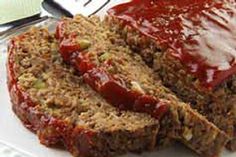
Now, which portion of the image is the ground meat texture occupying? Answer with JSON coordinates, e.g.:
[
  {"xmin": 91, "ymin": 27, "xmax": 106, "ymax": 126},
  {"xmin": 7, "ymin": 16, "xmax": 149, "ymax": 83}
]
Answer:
[
  {"xmin": 55, "ymin": 15, "xmax": 229, "ymax": 157},
  {"xmin": 107, "ymin": 0, "xmax": 236, "ymax": 151},
  {"xmin": 7, "ymin": 28, "xmax": 159, "ymax": 157}
]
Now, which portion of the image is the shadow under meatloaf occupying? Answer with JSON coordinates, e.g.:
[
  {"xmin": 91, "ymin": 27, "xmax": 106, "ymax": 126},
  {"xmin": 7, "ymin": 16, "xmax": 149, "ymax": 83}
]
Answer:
[
  {"xmin": 7, "ymin": 28, "xmax": 160, "ymax": 157},
  {"xmin": 55, "ymin": 15, "xmax": 228, "ymax": 157},
  {"xmin": 106, "ymin": 0, "xmax": 236, "ymax": 151}
]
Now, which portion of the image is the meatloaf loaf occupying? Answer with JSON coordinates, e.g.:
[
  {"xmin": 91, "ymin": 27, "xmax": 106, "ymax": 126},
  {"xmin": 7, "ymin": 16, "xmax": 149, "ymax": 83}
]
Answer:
[
  {"xmin": 7, "ymin": 27, "xmax": 160, "ymax": 157},
  {"xmin": 55, "ymin": 15, "xmax": 228, "ymax": 156},
  {"xmin": 107, "ymin": 0, "xmax": 236, "ymax": 150}
]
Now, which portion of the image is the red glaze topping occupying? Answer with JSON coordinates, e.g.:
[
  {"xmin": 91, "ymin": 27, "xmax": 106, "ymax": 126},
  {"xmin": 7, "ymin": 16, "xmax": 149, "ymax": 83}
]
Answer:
[
  {"xmin": 108, "ymin": 0, "xmax": 236, "ymax": 90},
  {"xmin": 56, "ymin": 22, "xmax": 168, "ymax": 120},
  {"xmin": 8, "ymin": 37, "xmax": 96, "ymax": 155},
  {"xmin": 73, "ymin": 52, "xmax": 167, "ymax": 120},
  {"xmin": 60, "ymin": 34, "xmax": 82, "ymax": 61}
]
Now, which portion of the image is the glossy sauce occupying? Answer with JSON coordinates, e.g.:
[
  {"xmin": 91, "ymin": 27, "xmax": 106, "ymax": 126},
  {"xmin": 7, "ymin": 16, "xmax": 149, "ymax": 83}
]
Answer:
[
  {"xmin": 72, "ymin": 51, "xmax": 167, "ymax": 120},
  {"xmin": 56, "ymin": 23, "xmax": 168, "ymax": 120},
  {"xmin": 8, "ymin": 37, "xmax": 96, "ymax": 154},
  {"xmin": 108, "ymin": 0, "xmax": 236, "ymax": 89}
]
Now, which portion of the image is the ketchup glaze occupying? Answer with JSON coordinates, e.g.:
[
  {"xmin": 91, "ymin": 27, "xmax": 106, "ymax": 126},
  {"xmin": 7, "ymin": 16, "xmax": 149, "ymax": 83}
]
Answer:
[
  {"xmin": 56, "ymin": 22, "xmax": 168, "ymax": 120},
  {"xmin": 108, "ymin": 0, "xmax": 236, "ymax": 90}
]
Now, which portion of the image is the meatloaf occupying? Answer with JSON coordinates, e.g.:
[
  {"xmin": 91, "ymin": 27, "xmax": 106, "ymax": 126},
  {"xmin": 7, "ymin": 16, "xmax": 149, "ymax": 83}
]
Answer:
[
  {"xmin": 55, "ymin": 15, "xmax": 228, "ymax": 156},
  {"xmin": 7, "ymin": 27, "xmax": 160, "ymax": 157},
  {"xmin": 107, "ymin": 0, "xmax": 236, "ymax": 150}
]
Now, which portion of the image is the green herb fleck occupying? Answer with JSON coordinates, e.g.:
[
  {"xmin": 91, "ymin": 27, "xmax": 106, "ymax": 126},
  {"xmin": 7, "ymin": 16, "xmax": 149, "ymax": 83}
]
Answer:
[{"xmin": 33, "ymin": 79, "xmax": 46, "ymax": 89}]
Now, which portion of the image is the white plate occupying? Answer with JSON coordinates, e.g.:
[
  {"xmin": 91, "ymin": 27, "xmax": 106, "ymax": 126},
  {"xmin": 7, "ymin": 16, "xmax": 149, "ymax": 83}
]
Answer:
[{"xmin": 0, "ymin": 1, "xmax": 235, "ymax": 157}]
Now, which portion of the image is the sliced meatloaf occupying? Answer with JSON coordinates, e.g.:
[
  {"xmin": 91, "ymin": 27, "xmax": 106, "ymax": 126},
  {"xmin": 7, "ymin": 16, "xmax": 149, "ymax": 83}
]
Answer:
[
  {"xmin": 55, "ymin": 15, "xmax": 229, "ymax": 156},
  {"xmin": 107, "ymin": 0, "xmax": 236, "ymax": 150},
  {"xmin": 7, "ymin": 27, "xmax": 160, "ymax": 157}
]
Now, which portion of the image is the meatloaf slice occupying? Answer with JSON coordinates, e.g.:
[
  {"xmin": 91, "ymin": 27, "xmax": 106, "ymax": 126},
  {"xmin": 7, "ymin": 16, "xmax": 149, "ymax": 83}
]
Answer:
[
  {"xmin": 7, "ymin": 27, "xmax": 159, "ymax": 157},
  {"xmin": 107, "ymin": 0, "xmax": 236, "ymax": 151},
  {"xmin": 55, "ymin": 15, "xmax": 229, "ymax": 157}
]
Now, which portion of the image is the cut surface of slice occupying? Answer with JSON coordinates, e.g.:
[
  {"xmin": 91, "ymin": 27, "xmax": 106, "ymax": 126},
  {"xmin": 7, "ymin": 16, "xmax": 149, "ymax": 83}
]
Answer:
[{"xmin": 7, "ymin": 27, "xmax": 159, "ymax": 157}]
